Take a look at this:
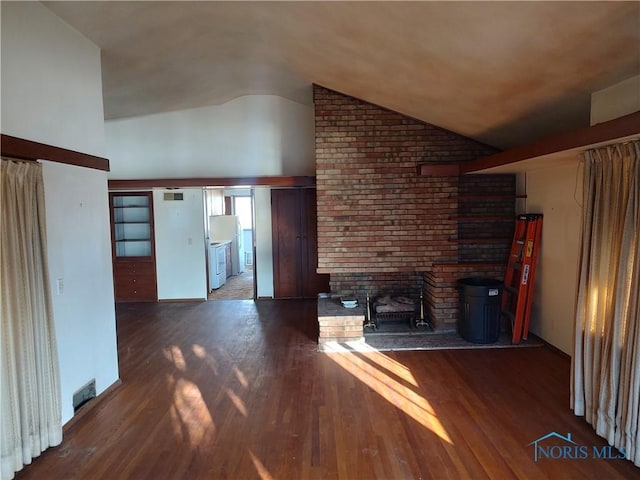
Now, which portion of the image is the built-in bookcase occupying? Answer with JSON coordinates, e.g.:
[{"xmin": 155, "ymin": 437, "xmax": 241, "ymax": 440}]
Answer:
[
  {"xmin": 112, "ymin": 194, "xmax": 153, "ymax": 257},
  {"xmin": 109, "ymin": 192, "xmax": 157, "ymax": 302}
]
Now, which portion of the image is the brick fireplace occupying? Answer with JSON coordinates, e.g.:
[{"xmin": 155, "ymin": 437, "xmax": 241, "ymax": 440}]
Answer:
[{"xmin": 314, "ymin": 85, "xmax": 516, "ymax": 346}]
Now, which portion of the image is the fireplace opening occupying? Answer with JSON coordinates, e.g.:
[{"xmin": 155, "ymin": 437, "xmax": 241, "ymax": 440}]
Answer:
[
  {"xmin": 364, "ymin": 293, "xmax": 431, "ymax": 333},
  {"xmin": 326, "ymin": 272, "xmax": 434, "ymax": 337}
]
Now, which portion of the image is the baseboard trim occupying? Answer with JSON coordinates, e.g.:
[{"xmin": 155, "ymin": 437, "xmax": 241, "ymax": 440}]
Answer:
[
  {"xmin": 63, "ymin": 379, "xmax": 122, "ymax": 433},
  {"xmin": 541, "ymin": 339, "xmax": 572, "ymax": 361},
  {"xmin": 158, "ymin": 298, "xmax": 206, "ymax": 303}
]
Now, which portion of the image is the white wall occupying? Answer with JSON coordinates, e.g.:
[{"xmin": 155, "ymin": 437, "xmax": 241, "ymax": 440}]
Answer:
[
  {"xmin": 1, "ymin": 2, "xmax": 105, "ymax": 156},
  {"xmin": 1, "ymin": 2, "xmax": 118, "ymax": 423},
  {"xmin": 42, "ymin": 162, "xmax": 118, "ymax": 423},
  {"xmin": 105, "ymin": 95, "xmax": 315, "ymax": 179},
  {"xmin": 153, "ymin": 189, "xmax": 207, "ymax": 300},
  {"xmin": 590, "ymin": 74, "xmax": 640, "ymax": 125},
  {"xmin": 522, "ymin": 160, "xmax": 583, "ymax": 355}
]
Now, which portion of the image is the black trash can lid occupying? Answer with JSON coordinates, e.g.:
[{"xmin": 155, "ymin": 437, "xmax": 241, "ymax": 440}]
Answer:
[{"xmin": 457, "ymin": 277, "xmax": 503, "ymax": 287}]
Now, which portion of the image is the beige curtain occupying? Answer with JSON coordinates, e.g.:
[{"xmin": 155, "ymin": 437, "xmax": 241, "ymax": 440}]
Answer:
[
  {"xmin": 0, "ymin": 159, "xmax": 62, "ymax": 480},
  {"xmin": 571, "ymin": 141, "xmax": 640, "ymax": 466}
]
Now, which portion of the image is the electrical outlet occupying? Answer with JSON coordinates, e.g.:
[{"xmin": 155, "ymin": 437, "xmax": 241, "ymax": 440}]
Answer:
[{"xmin": 56, "ymin": 277, "xmax": 64, "ymax": 295}]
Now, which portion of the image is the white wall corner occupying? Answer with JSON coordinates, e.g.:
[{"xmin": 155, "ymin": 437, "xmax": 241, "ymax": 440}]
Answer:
[{"xmin": 590, "ymin": 75, "xmax": 640, "ymax": 126}]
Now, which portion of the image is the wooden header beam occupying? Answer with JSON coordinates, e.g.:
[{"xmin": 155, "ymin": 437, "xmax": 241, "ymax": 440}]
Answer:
[
  {"xmin": 418, "ymin": 111, "xmax": 640, "ymax": 176},
  {"xmin": 1, "ymin": 134, "xmax": 110, "ymax": 171},
  {"xmin": 460, "ymin": 111, "xmax": 640, "ymax": 174},
  {"xmin": 108, "ymin": 176, "xmax": 316, "ymax": 190}
]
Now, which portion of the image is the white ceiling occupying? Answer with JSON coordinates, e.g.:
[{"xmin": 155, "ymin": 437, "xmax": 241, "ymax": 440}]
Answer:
[{"xmin": 44, "ymin": 1, "xmax": 640, "ymax": 149}]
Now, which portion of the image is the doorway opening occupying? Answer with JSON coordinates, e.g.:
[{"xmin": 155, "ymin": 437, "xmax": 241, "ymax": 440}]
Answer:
[{"xmin": 204, "ymin": 187, "xmax": 255, "ymax": 300}]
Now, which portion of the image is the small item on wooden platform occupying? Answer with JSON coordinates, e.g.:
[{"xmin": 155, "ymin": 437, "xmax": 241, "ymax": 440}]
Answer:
[{"xmin": 341, "ymin": 297, "xmax": 358, "ymax": 308}]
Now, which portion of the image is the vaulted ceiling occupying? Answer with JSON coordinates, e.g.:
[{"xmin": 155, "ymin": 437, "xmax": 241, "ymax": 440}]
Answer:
[{"xmin": 44, "ymin": 1, "xmax": 639, "ymax": 149}]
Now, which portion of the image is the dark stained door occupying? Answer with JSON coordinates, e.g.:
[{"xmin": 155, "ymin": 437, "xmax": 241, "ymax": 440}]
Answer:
[
  {"xmin": 271, "ymin": 188, "xmax": 301, "ymax": 298},
  {"xmin": 271, "ymin": 188, "xmax": 329, "ymax": 298}
]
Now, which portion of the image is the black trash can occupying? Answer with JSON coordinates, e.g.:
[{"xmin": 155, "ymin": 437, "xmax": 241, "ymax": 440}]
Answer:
[{"xmin": 457, "ymin": 277, "xmax": 503, "ymax": 344}]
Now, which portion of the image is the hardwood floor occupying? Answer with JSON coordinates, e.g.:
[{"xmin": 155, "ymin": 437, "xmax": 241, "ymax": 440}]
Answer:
[
  {"xmin": 16, "ymin": 299, "xmax": 639, "ymax": 480},
  {"xmin": 208, "ymin": 266, "xmax": 254, "ymax": 300}
]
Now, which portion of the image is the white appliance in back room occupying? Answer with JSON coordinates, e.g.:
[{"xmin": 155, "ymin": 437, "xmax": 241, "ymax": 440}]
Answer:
[
  {"xmin": 209, "ymin": 215, "xmax": 245, "ymax": 276},
  {"xmin": 209, "ymin": 242, "xmax": 226, "ymax": 290}
]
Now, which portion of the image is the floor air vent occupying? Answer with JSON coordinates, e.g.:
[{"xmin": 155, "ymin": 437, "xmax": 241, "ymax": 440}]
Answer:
[{"xmin": 73, "ymin": 379, "xmax": 96, "ymax": 413}]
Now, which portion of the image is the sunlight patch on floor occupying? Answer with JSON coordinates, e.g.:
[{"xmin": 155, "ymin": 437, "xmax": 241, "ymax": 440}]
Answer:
[
  {"xmin": 233, "ymin": 365, "xmax": 249, "ymax": 388},
  {"xmin": 168, "ymin": 376, "xmax": 215, "ymax": 447},
  {"xmin": 192, "ymin": 343, "xmax": 219, "ymax": 375},
  {"xmin": 325, "ymin": 343, "xmax": 453, "ymax": 445},
  {"xmin": 163, "ymin": 345, "xmax": 187, "ymax": 371},
  {"xmin": 351, "ymin": 341, "xmax": 418, "ymax": 387},
  {"xmin": 248, "ymin": 450, "xmax": 275, "ymax": 480},
  {"xmin": 226, "ymin": 388, "xmax": 248, "ymax": 417}
]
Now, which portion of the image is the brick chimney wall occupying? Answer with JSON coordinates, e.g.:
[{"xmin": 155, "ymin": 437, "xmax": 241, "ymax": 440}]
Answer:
[
  {"xmin": 314, "ymin": 85, "xmax": 516, "ymax": 333},
  {"xmin": 315, "ymin": 85, "xmax": 500, "ymax": 277}
]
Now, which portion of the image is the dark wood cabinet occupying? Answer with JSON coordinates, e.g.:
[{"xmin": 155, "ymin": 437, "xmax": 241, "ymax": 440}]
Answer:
[
  {"xmin": 109, "ymin": 192, "xmax": 157, "ymax": 302},
  {"xmin": 113, "ymin": 261, "xmax": 156, "ymax": 300},
  {"xmin": 271, "ymin": 188, "xmax": 329, "ymax": 298}
]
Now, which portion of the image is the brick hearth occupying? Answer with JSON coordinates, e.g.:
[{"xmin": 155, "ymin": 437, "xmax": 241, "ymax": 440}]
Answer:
[{"xmin": 317, "ymin": 298, "xmax": 365, "ymax": 351}]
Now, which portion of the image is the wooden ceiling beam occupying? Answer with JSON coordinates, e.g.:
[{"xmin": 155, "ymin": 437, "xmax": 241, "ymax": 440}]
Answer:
[
  {"xmin": 418, "ymin": 111, "xmax": 640, "ymax": 176},
  {"xmin": 459, "ymin": 111, "xmax": 640, "ymax": 174},
  {"xmin": 1, "ymin": 134, "xmax": 110, "ymax": 171},
  {"xmin": 108, "ymin": 176, "xmax": 316, "ymax": 189}
]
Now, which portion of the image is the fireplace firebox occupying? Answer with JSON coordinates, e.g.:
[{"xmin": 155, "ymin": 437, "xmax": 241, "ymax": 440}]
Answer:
[{"xmin": 364, "ymin": 293, "xmax": 431, "ymax": 331}]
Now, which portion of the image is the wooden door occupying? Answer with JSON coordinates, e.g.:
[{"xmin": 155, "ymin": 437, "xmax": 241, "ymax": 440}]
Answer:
[
  {"xmin": 271, "ymin": 188, "xmax": 329, "ymax": 298},
  {"xmin": 271, "ymin": 189, "xmax": 301, "ymax": 298}
]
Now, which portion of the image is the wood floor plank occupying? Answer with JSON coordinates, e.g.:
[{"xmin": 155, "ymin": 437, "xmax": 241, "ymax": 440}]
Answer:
[{"xmin": 14, "ymin": 299, "xmax": 640, "ymax": 480}]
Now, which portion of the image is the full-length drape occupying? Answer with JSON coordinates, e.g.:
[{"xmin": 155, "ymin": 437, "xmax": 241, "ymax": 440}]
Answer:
[
  {"xmin": 571, "ymin": 141, "xmax": 640, "ymax": 466},
  {"xmin": 0, "ymin": 159, "xmax": 62, "ymax": 480}
]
